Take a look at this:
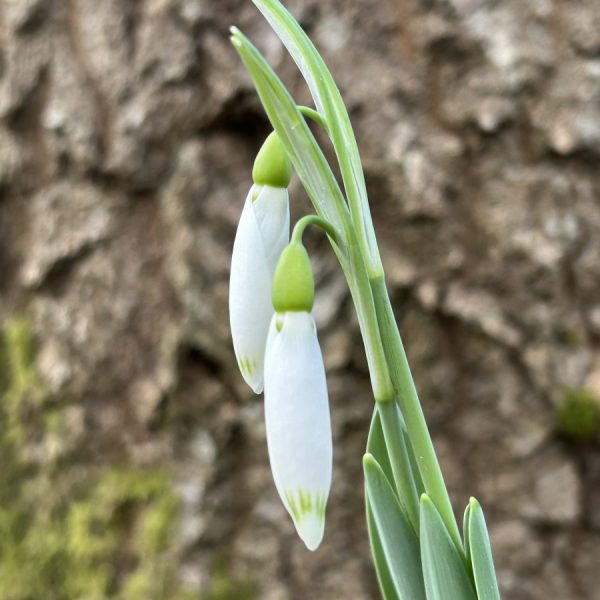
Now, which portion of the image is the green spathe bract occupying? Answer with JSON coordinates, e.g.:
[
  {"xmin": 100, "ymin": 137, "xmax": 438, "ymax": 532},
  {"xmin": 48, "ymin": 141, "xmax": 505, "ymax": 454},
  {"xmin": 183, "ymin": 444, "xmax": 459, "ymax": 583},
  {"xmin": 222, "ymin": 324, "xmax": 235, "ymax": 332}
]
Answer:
[
  {"xmin": 252, "ymin": 131, "xmax": 292, "ymax": 188},
  {"xmin": 271, "ymin": 242, "xmax": 314, "ymax": 312}
]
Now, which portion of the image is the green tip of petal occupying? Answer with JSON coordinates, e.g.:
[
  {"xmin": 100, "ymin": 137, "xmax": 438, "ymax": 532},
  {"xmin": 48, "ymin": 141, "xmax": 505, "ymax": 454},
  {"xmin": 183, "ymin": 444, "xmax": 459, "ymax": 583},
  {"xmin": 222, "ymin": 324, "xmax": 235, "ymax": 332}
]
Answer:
[
  {"xmin": 285, "ymin": 488, "xmax": 327, "ymax": 551},
  {"xmin": 272, "ymin": 242, "xmax": 314, "ymax": 312},
  {"xmin": 252, "ymin": 132, "xmax": 292, "ymax": 188}
]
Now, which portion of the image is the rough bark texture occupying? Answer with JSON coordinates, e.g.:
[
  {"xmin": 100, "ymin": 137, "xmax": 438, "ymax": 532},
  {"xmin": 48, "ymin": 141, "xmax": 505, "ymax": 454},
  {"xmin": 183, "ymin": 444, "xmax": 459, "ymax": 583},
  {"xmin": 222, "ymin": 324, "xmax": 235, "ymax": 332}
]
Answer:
[{"xmin": 1, "ymin": 0, "xmax": 600, "ymax": 598}]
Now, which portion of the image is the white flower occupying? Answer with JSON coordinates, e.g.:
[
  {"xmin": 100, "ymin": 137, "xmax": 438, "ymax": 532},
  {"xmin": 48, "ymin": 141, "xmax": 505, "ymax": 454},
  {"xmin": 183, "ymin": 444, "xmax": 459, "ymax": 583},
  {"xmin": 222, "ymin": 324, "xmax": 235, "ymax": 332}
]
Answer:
[
  {"xmin": 229, "ymin": 184, "xmax": 290, "ymax": 393},
  {"xmin": 264, "ymin": 311, "xmax": 332, "ymax": 550}
]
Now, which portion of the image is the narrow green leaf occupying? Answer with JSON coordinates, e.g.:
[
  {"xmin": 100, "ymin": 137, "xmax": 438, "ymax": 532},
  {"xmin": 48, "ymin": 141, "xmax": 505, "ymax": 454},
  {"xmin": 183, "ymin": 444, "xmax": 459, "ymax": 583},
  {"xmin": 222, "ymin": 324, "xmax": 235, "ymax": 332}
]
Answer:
[
  {"xmin": 252, "ymin": 0, "xmax": 384, "ymax": 278},
  {"xmin": 420, "ymin": 495, "xmax": 477, "ymax": 600},
  {"xmin": 366, "ymin": 497, "xmax": 400, "ymax": 600},
  {"xmin": 366, "ymin": 406, "xmax": 394, "ymax": 484},
  {"xmin": 468, "ymin": 498, "xmax": 501, "ymax": 600},
  {"xmin": 366, "ymin": 407, "xmax": 401, "ymax": 599},
  {"xmin": 405, "ymin": 428, "xmax": 426, "ymax": 496},
  {"xmin": 364, "ymin": 454, "xmax": 427, "ymax": 600},
  {"xmin": 463, "ymin": 503, "xmax": 471, "ymax": 565},
  {"xmin": 376, "ymin": 400, "xmax": 420, "ymax": 532}
]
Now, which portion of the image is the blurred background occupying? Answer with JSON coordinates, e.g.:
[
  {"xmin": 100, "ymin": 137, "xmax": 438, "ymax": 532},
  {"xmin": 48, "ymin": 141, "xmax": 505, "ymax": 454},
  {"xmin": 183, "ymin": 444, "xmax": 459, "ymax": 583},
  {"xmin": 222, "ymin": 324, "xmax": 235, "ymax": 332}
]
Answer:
[{"xmin": 1, "ymin": 0, "xmax": 599, "ymax": 598}]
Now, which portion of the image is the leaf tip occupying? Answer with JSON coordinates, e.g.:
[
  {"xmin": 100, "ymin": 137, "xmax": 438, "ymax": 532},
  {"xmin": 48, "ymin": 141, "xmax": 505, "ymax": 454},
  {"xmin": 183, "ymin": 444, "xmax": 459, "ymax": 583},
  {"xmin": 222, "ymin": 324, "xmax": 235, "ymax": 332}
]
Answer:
[
  {"xmin": 229, "ymin": 26, "xmax": 243, "ymax": 48},
  {"xmin": 469, "ymin": 497, "xmax": 481, "ymax": 511},
  {"xmin": 363, "ymin": 452, "xmax": 375, "ymax": 469}
]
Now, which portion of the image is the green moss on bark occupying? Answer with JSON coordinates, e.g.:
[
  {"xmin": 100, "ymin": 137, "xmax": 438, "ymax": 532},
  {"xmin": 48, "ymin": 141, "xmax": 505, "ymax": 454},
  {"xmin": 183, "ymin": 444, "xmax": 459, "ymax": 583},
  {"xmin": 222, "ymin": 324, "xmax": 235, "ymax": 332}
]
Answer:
[
  {"xmin": 0, "ymin": 317, "xmax": 254, "ymax": 600},
  {"xmin": 555, "ymin": 388, "xmax": 600, "ymax": 442}
]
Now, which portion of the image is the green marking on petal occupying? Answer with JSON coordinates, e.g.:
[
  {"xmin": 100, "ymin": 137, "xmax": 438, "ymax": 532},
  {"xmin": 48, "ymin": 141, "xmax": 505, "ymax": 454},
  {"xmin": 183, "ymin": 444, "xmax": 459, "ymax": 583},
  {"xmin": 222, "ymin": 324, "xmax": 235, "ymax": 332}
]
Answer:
[
  {"xmin": 299, "ymin": 489, "xmax": 312, "ymax": 514},
  {"xmin": 284, "ymin": 488, "xmax": 327, "ymax": 523},
  {"xmin": 237, "ymin": 355, "xmax": 256, "ymax": 378},
  {"xmin": 315, "ymin": 491, "xmax": 327, "ymax": 519},
  {"xmin": 275, "ymin": 314, "xmax": 284, "ymax": 332},
  {"xmin": 285, "ymin": 490, "xmax": 301, "ymax": 522}
]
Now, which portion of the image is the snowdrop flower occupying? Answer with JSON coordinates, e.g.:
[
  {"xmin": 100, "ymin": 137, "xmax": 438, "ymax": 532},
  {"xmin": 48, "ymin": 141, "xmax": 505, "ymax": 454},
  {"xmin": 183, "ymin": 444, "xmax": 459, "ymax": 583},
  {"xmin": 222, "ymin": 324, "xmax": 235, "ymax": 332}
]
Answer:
[
  {"xmin": 264, "ymin": 242, "xmax": 332, "ymax": 551},
  {"xmin": 229, "ymin": 132, "xmax": 291, "ymax": 393}
]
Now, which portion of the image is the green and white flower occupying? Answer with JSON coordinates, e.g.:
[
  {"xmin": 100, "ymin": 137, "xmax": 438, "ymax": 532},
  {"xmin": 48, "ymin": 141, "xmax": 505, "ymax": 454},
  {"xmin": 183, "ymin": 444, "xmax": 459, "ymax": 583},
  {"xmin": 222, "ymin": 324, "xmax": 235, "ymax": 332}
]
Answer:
[
  {"xmin": 264, "ymin": 243, "xmax": 332, "ymax": 551},
  {"xmin": 229, "ymin": 133, "xmax": 291, "ymax": 393}
]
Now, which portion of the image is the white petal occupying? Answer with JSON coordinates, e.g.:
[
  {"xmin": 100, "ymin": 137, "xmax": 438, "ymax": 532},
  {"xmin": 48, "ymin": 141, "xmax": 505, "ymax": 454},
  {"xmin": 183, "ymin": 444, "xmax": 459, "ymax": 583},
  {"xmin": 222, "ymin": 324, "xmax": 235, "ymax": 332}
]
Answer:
[
  {"xmin": 229, "ymin": 186, "xmax": 289, "ymax": 393},
  {"xmin": 264, "ymin": 312, "xmax": 332, "ymax": 550},
  {"xmin": 252, "ymin": 185, "xmax": 290, "ymax": 271}
]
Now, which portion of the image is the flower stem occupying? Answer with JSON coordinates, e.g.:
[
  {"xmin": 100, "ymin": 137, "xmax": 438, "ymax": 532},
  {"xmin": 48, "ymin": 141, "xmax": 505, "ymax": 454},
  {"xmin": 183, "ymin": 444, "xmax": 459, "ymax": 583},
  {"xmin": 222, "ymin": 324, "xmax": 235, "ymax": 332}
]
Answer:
[
  {"xmin": 298, "ymin": 106, "xmax": 329, "ymax": 131},
  {"xmin": 291, "ymin": 215, "xmax": 338, "ymax": 246},
  {"xmin": 370, "ymin": 275, "xmax": 464, "ymax": 554}
]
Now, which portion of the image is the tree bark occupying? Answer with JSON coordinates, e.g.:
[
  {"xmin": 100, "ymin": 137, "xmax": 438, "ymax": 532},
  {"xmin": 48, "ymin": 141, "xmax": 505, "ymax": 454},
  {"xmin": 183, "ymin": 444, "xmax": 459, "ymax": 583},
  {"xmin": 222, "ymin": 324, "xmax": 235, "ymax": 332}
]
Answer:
[{"xmin": 1, "ymin": 0, "xmax": 599, "ymax": 598}]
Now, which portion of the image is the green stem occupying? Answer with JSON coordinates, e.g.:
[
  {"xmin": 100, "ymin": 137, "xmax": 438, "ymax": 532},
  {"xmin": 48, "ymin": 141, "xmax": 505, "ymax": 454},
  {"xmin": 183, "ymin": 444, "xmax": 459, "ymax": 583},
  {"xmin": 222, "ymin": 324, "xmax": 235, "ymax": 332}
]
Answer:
[
  {"xmin": 291, "ymin": 215, "xmax": 338, "ymax": 245},
  {"xmin": 298, "ymin": 106, "xmax": 328, "ymax": 131},
  {"xmin": 346, "ymin": 237, "xmax": 394, "ymax": 403},
  {"xmin": 371, "ymin": 275, "xmax": 464, "ymax": 554}
]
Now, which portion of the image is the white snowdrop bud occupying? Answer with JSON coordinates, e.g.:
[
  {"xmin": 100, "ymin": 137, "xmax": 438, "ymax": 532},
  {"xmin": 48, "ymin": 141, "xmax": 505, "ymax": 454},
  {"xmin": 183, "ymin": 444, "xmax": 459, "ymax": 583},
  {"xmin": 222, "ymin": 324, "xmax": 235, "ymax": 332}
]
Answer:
[
  {"xmin": 264, "ymin": 243, "xmax": 332, "ymax": 550},
  {"xmin": 229, "ymin": 133, "xmax": 291, "ymax": 393}
]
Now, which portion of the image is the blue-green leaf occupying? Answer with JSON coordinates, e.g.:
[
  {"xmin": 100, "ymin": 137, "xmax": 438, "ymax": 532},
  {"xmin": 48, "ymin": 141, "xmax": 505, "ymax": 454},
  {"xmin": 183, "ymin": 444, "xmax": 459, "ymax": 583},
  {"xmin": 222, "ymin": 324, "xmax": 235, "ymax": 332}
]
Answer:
[
  {"xmin": 364, "ymin": 454, "xmax": 426, "ymax": 600},
  {"xmin": 376, "ymin": 401, "xmax": 420, "ymax": 531},
  {"xmin": 468, "ymin": 498, "xmax": 501, "ymax": 600},
  {"xmin": 366, "ymin": 497, "xmax": 400, "ymax": 600},
  {"xmin": 420, "ymin": 495, "xmax": 477, "ymax": 600},
  {"xmin": 367, "ymin": 406, "xmax": 395, "ymax": 488},
  {"xmin": 463, "ymin": 502, "xmax": 471, "ymax": 565},
  {"xmin": 366, "ymin": 408, "xmax": 399, "ymax": 600}
]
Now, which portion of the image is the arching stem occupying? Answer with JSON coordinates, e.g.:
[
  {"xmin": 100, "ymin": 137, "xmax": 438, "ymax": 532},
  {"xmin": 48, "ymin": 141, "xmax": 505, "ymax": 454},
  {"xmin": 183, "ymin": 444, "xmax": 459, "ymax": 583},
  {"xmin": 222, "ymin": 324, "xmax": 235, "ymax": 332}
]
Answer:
[
  {"xmin": 298, "ymin": 106, "xmax": 329, "ymax": 131},
  {"xmin": 292, "ymin": 214, "xmax": 338, "ymax": 246}
]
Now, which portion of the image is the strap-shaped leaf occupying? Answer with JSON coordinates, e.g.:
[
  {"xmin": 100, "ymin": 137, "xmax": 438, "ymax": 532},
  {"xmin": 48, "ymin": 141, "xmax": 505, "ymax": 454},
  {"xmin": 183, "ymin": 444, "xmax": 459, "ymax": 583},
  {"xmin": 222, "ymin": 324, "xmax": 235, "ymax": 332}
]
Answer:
[
  {"xmin": 366, "ymin": 407, "xmax": 400, "ymax": 600},
  {"xmin": 375, "ymin": 401, "xmax": 420, "ymax": 531},
  {"xmin": 252, "ymin": 0, "xmax": 383, "ymax": 278},
  {"xmin": 367, "ymin": 406, "xmax": 394, "ymax": 484},
  {"xmin": 406, "ymin": 432, "xmax": 425, "ymax": 496},
  {"xmin": 420, "ymin": 495, "xmax": 477, "ymax": 600},
  {"xmin": 463, "ymin": 502, "xmax": 471, "ymax": 564},
  {"xmin": 364, "ymin": 454, "xmax": 426, "ymax": 600},
  {"xmin": 468, "ymin": 498, "xmax": 501, "ymax": 600},
  {"xmin": 366, "ymin": 497, "xmax": 400, "ymax": 600}
]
